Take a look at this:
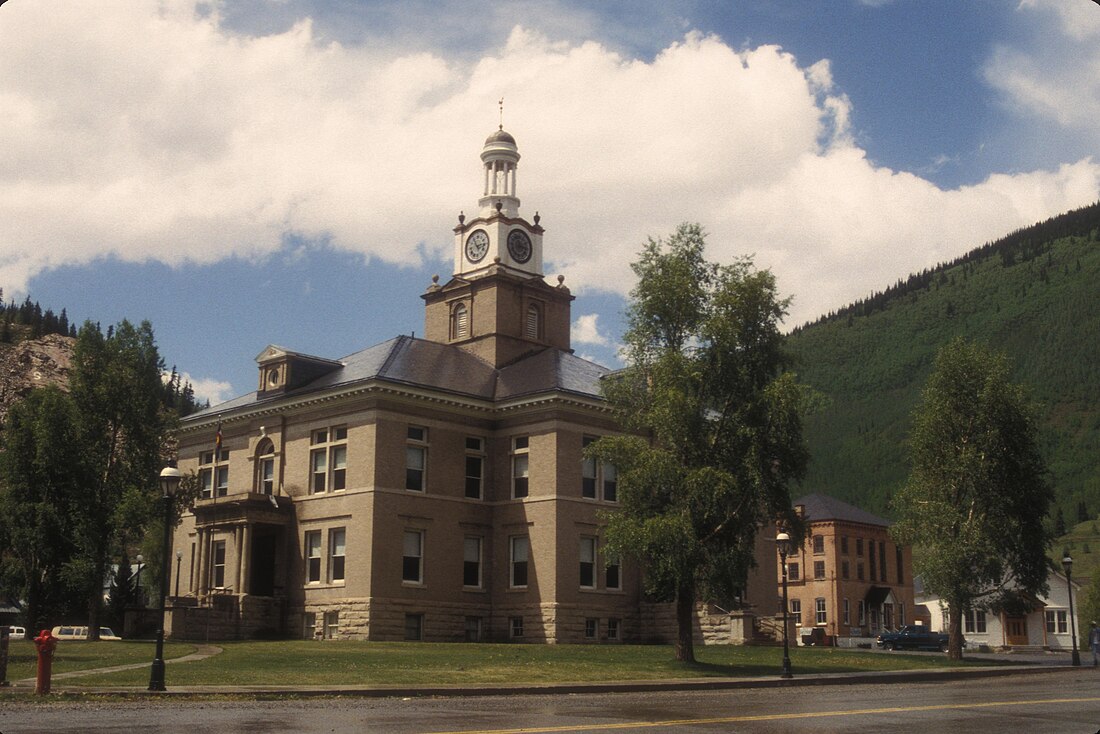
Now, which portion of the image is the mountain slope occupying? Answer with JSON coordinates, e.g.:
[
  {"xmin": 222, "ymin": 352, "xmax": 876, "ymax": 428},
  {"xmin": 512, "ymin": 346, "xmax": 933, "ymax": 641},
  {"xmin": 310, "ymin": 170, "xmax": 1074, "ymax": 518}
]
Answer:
[{"xmin": 786, "ymin": 202, "xmax": 1100, "ymax": 521}]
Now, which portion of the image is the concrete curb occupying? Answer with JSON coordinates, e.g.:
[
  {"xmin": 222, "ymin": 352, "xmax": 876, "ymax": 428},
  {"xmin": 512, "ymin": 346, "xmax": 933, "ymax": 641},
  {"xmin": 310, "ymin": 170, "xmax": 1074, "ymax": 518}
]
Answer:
[{"xmin": 0, "ymin": 663, "xmax": 1080, "ymax": 699}]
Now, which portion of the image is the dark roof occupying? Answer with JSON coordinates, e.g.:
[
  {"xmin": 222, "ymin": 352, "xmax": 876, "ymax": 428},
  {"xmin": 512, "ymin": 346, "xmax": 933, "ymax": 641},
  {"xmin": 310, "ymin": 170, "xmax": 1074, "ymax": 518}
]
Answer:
[
  {"xmin": 187, "ymin": 336, "xmax": 609, "ymax": 421},
  {"xmin": 793, "ymin": 493, "xmax": 892, "ymax": 528}
]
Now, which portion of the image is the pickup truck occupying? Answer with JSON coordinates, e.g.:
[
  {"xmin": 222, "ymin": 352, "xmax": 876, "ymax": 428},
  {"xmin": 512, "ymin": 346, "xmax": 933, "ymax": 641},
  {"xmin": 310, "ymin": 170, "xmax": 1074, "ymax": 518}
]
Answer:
[{"xmin": 875, "ymin": 625, "xmax": 951, "ymax": 651}]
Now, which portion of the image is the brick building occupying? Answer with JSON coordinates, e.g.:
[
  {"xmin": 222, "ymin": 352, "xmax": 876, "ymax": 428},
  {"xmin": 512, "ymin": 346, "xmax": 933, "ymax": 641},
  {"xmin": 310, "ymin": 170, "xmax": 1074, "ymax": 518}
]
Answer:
[
  {"xmin": 780, "ymin": 494, "xmax": 915, "ymax": 644},
  {"xmin": 165, "ymin": 127, "xmax": 777, "ymax": 643}
]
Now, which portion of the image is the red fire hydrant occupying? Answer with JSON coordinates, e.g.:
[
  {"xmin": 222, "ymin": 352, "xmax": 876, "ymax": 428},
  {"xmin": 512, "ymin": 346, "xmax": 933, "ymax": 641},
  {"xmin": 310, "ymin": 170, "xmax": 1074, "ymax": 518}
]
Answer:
[{"xmin": 33, "ymin": 629, "xmax": 57, "ymax": 695}]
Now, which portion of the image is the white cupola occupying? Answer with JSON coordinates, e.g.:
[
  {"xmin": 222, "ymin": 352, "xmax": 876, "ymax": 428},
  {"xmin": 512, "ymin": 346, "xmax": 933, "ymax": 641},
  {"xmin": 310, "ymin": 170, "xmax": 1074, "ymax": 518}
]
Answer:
[{"xmin": 452, "ymin": 126, "xmax": 544, "ymax": 279}]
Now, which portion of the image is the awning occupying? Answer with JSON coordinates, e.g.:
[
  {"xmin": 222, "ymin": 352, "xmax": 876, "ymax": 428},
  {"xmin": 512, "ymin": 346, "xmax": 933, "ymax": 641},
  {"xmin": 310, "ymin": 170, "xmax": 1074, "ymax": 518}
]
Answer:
[{"xmin": 865, "ymin": 586, "xmax": 896, "ymax": 606}]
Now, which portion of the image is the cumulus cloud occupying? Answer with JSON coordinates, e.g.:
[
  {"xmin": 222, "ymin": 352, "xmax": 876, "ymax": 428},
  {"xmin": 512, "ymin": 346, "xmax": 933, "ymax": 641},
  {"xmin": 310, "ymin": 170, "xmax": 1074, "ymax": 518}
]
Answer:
[
  {"xmin": 183, "ymin": 373, "xmax": 235, "ymax": 407},
  {"xmin": 571, "ymin": 313, "xmax": 611, "ymax": 346},
  {"xmin": 1, "ymin": 1, "xmax": 1098, "ymax": 329}
]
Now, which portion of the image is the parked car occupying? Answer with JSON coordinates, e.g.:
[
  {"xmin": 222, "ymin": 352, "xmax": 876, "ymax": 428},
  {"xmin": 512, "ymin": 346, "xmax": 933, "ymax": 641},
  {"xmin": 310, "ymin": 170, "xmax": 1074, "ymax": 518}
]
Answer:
[
  {"xmin": 5, "ymin": 625, "xmax": 26, "ymax": 638},
  {"xmin": 876, "ymin": 624, "xmax": 953, "ymax": 651},
  {"xmin": 51, "ymin": 625, "xmax": 122, "ymax": 641}
]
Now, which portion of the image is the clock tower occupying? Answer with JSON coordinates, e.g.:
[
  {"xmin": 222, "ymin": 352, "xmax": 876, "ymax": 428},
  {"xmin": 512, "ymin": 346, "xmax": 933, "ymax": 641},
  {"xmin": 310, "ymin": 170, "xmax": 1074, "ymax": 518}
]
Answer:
[
  {"xmin": 423, "ymin": 127, "xmax": 573, "ymax": 367},
  {"xmin": 452, "ymin": 126, "xmax": 544, "ymax": 279}
]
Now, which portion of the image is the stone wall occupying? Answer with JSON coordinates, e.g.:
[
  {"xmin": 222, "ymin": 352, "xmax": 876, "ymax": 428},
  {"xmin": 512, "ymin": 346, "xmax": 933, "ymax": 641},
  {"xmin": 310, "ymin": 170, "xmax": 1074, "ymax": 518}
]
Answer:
[{"xmin": 640, "ymin": 601, "xmax": 758, "ymax": 645}]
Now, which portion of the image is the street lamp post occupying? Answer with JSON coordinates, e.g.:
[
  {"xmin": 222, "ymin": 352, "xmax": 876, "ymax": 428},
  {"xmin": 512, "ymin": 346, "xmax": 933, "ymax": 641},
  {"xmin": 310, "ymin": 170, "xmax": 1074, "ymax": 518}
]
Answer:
[
  {"xmin": 148, "ymin": 466, "xmax": 181, "ymax": 692},
  {"xmin": 135, "ymin": 554, "xmax": 144, "ymax": 608},
  {"xmin": 174, "ymin": 550, "xmax": 183, "ymax": 598},
  {"xmin": 1062, "ymin": 553, "xmax": 1081, "ymax": 667},
  {"xmin": 776, "ymin": 531, "xmax": 793, "ymax": 679}
]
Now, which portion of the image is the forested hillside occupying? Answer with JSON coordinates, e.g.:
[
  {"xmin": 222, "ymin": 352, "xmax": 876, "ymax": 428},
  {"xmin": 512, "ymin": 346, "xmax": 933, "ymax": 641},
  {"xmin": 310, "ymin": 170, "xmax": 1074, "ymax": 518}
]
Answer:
[{"xmin": 787, "ymin": 201, "xmax": 1100, "ymax": 523}]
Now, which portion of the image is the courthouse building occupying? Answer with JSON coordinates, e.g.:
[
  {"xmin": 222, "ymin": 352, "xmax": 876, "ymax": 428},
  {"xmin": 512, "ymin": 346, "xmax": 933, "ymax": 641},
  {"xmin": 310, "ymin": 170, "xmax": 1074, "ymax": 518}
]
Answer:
[{"xmin": 166, "ymin": 127, "xmax": 777, "ymax": 643}]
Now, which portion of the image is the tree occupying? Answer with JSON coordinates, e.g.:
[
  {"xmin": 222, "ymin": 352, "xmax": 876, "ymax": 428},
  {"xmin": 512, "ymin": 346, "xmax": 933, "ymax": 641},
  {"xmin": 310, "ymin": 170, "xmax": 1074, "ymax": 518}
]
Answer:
[
  {"xmin": 891, "ymin": 337, "xmax": 1052, "ymax": 660},
  {"xmin": 589, "ymin": 223, "xmax": 807, "ymax": 663},
  {"xmin": 0, "ymin": 386, "xmax": 87, "ymax": 632},
  {"xmin": 64, "ymin": 320, "xmax": 170, "ymax": 639}
]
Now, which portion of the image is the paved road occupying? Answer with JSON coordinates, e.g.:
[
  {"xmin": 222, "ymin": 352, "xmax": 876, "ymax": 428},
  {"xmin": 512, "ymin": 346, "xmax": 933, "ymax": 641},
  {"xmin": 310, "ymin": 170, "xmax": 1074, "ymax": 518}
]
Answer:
[{"xmin": 1, "ymin": 669, "xmax": 1097, "ymax": 733}]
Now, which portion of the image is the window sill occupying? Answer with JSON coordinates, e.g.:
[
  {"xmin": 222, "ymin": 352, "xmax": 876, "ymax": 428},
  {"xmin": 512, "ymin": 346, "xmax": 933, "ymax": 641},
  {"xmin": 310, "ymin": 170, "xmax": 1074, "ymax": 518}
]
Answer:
[{"xmin": 402, "ymin": 581, "xmax": 426, "ymax": 588}]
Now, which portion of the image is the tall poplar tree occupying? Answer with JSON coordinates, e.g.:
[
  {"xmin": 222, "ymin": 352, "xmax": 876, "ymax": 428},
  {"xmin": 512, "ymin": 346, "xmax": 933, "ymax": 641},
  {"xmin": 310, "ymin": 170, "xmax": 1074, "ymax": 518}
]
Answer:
[
  {"xmin": 589, "ymin": 223, "xmax": 807, "ymax": 662},
  {"xmin": 66, "ymin": 320, "xmax": 168, "ymax": 639},
  {"xmin": 891, "ymin": 337, "xmax": 1051, "ymax": 659}
]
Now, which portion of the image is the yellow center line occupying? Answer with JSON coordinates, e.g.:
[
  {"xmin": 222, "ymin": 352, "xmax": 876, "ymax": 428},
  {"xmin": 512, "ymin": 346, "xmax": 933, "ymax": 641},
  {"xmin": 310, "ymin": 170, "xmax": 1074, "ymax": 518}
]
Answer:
[{"xmin": 425, "ymin": 696, "xmax": 1100, "ymax": 734}]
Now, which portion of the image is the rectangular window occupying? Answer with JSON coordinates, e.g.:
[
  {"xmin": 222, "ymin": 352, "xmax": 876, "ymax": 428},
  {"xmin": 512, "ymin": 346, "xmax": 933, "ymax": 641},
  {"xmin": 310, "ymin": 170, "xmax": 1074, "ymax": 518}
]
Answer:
[
  {"xmin": 404, "ymin": 613, "xmax": 423, "ymax": 641},
  {"xmin": 329, "ymin": 528, "xmax": 346, "ymax": 583},
  {"xmin": 582, "ymin": 436, "xmax": 597, "ymax": 499},
  {"xmin": 858, "ymin": 600, "xmax": 866, "ymax": 626},
  {"xmin": 857, "ymin": 562, "xmax": 865, "ymax": 581},
  {"xmin": 879, "ymin": 541, "xmax": 888, "ymax": 582},
  {"xmin": 464, "ymin": 616, "xmax": 482, "ymax": 642},
  {"xmin": 812, "ymin": 535, "xmax": 825, "ymax": 554},
  {"xmin": 813, "ymin": 560, "xmax": 826, "ymax": 580},
  {"xmin": 1043, "ymin": 611, "xmax": 1054, "ymax": 633},
  {"xmin": 405, "ymin": 425, "xmax": 427, "ymax": 492},
  {"xmin": 1058, "ymin": 610, "xmax": 1068, "ymax": 634},
  {"xmin": 844, "ymin": 598, "xmax": 850, "ymax": 625},
  {"xmin": 512, "ymin": 437, "xmax": 529, "ymax": 498},
  {"xmin": 465, "ymin": 454, "xmax": 483, "ymax": 499},
  {"xmin": 510, "ymin": 616, "xmax": 524, "ymax": 638},
  {"xmin": 841, "ymin": 536, "xmax": 849, "ymax": 555},
  {"xmin": 606, "ymin": 552, "xmax": 621, "ymax": 590},
  {"xmin": 607, "ymin": 618, "xmax": 620, "ymax": 640},
  {"xmin": 305, "ymin": 531, "xmax": 321, "ymax": 584},
  {"xmin": 883, "ymin": 603, "xmax": 894, "ymax": 630},
  {"xmin": 868, "ymin": 540, "xmax": 877, "ymax": 580},
  {"xmin": 815, "ymin": 598, "xmax": 827, "ymax": 625},
  {"xmin": 841, "ymin": 560, "xmax": 850, "ymax": 579},
  {"xmin": 310, "ymin": 426, "xmax": 348, "ymax": 493},
  {"xmin": 787, "ymin": 562, "xmax": 800, "ymax": 581},
  {"xmin": 510, "ymin": 536, "xmax": 529, "ymax": 587},
  {"xmin": 602, "ymin": 463, "xmax": 617, "ymax": 502},
  {"xmin": 402, "ymin": 530, "xmax": 423, "ymax": 584},
  {"xmin": 212, "ymin": 540, "xmax": 226, "ymax": 588},
  {"xmin": 302, "ymin": 612, "xmax": 316, "ymax": 640},
  {"xmin": 789, "ymin": 598, "xmax": 801, "ymax": 625},
  {"xmin": 463, "ymin": 537, "xmax": 482, "ymax": 588},
  {"xmin": 967, "ymin": 610, "xmax": 988, "ymax": 634},
  {"xmin": 579, "ymin": 537, "xmax": 596, "ymax": 588},
  {"xmin": 311, "ymin": 449, "xmax": 327, "ymax": 493},
  {"xmin": 259, "ymin": 456, "xmax": 274, "ymax": 495},
  {"xmin": 584, "ymin": 618, "xmax": 598, "ymax": 639},
  {"xmin": 856, "ymin": 537, "xmax": 864, "ymax": 556},
  {"xmin": 200, "ymin": 450, "xmax": 230, "ymax": 498},
  {"xmin": 896, "ymin": 547, "xmax": 904, "ymax": 584},
  {"xmin": 324, "ymin": 610, "xmax": 339, "ymax": 639}
]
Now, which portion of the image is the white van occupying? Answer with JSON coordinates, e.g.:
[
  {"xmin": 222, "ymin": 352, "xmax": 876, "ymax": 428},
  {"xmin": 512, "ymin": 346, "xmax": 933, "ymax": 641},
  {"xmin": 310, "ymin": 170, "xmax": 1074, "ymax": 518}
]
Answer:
[
  {"xmin": 5, "ymin": 625, "xmax": 26, "ymax": 637},
  {"xmin": 51, "ymin": 625, "xmax": 122, "ymax": 640}
]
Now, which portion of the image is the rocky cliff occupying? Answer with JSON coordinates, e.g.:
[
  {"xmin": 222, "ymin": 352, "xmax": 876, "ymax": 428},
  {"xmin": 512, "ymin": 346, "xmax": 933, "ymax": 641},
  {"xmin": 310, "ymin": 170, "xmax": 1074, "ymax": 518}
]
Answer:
[{"xmin": 0, "ymin": 333, "xmax": 75, "ymax": 423}]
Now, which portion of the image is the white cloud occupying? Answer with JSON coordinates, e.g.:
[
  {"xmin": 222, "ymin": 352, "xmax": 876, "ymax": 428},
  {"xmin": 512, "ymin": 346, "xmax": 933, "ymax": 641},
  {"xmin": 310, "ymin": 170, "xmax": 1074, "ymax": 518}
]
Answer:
[
  {"xmin": 183, "ymin": 374, "xmax": 236, "ymax": 406},
  {"xmin": 571, "ymin": 313, "xmax": 611, "ymax": 346},
  {"xmin": 1, "ymin": 1, "xmax": 1098, "ymax": 330}
]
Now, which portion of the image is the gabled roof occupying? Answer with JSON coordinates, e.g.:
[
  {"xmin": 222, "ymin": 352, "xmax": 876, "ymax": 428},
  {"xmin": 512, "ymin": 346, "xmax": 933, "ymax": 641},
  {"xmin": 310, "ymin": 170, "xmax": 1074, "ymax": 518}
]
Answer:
[
  {"xmin": 186, "ymin": 336, "xmax": 610, "ymax": 422},
  {"xmin": 793, "ymin": 493, "xmax": 892, "ymax": 528}
]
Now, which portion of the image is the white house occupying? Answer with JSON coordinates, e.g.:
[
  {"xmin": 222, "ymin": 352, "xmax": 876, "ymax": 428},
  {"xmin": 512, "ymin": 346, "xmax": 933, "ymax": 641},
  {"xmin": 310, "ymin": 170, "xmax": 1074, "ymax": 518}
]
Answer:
[{"xmin": 915, "ymin": 569, "xmax": 1083, "ymax": 651}]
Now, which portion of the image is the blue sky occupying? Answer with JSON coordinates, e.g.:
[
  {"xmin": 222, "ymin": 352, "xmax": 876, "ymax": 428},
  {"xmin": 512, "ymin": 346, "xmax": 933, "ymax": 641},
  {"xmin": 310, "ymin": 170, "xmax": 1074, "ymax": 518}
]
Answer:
[{"xmin": 2, "ymin": 0, "xmax": 1098, "ymax": 403}]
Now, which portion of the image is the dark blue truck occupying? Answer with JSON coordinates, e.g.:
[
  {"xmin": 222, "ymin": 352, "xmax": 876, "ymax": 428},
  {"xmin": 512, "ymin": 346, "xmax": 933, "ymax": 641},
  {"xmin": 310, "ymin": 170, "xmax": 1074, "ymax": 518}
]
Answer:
[{"xmin": 875, "ymin": 625, "xmax": 952, "ymax": 651}]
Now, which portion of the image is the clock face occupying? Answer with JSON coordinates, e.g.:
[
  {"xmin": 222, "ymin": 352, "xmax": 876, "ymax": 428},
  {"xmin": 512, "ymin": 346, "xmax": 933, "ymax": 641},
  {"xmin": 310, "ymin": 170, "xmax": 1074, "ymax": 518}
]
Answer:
[
  {"xmin": 465, "ymin": 230, "xmax": 490, "ymax": 263},
  {"xmin": 507, "ymin": 230, "xmax": 532, "ymax": 263}
]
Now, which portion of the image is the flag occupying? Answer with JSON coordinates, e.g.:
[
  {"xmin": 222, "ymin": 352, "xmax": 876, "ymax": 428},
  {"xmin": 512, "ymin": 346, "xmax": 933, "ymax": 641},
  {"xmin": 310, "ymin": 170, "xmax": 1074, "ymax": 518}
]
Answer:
[{"xmin": 215, "ymin": 422, "xmax": 222, "ymax": 456}]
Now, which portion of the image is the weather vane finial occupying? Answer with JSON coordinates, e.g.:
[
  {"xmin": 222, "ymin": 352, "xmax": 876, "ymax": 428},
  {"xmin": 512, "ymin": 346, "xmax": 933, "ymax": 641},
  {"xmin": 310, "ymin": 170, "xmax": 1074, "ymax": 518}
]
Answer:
[{"xmin": 499, "ymin": 97, "xmax": 504, "ymax": 130}]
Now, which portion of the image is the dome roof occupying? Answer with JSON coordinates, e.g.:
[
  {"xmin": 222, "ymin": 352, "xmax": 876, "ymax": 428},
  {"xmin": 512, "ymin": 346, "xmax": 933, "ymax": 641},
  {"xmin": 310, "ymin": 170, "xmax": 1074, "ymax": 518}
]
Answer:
[{"xmin": 485, "ymin": 127, "xmax": 516, "ymax": 146}]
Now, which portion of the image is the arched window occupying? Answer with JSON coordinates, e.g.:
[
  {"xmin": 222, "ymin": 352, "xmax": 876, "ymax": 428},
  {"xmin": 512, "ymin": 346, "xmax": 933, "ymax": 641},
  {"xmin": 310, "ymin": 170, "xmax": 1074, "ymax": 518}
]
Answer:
[
  {"xmin": 255, "ymin": 438, "xmax": 275, "ymax": 495},
  {"xmin": 450, "ymin": 302, "xmax": 469, "ymax": 340},
  {"xmin": 525, "ymin": 303, "xmax": 541, "ymax": 341}
]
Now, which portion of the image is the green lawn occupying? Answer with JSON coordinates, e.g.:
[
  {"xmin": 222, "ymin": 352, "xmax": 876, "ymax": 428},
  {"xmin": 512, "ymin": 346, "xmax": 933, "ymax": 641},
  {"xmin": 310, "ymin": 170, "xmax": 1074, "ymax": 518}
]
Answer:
[
  {"xmin": 4, "ymin": 639, "xmax": 1003, "ymax": 688},
  {"xmin": 4, "ymin": 639, "xmax": 197, "ymax": 680}
]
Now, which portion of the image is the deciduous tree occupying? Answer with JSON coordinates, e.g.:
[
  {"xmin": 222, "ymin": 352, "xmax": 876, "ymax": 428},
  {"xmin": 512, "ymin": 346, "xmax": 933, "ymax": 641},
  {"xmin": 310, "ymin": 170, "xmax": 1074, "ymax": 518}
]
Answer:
[
  {"xmin": 589, "ymin": 223, "xmax": 807, "ymax": 662},
  {"xmin": 891, "ymin": 337, "xmax": 1051, "ymax": 659}
]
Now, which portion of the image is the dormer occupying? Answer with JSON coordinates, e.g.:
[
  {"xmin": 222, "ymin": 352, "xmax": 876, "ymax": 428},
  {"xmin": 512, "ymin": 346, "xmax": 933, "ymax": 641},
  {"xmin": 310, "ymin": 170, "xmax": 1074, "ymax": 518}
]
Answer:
[{"xmin": 256, "ymin": 345, "xmax": 343, "ymax": 398}]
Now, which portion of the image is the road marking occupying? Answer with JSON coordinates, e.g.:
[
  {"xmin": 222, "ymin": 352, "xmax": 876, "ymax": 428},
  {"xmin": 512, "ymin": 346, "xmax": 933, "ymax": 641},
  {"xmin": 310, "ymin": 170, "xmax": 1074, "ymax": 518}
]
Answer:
[{"xmin": 427, "ymin": 696, "xmax": 1100, "ymax": 733}]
